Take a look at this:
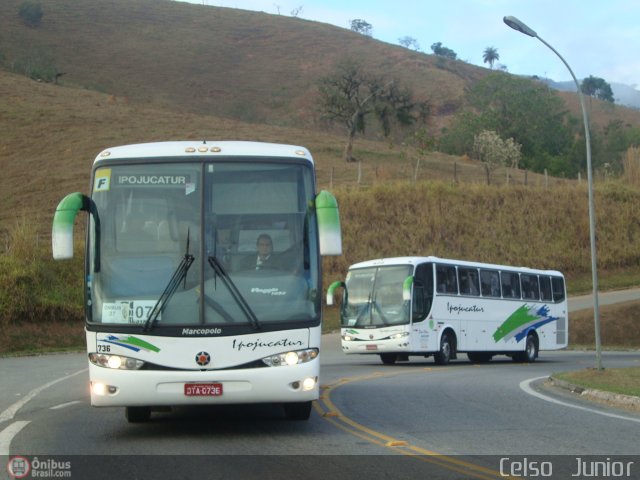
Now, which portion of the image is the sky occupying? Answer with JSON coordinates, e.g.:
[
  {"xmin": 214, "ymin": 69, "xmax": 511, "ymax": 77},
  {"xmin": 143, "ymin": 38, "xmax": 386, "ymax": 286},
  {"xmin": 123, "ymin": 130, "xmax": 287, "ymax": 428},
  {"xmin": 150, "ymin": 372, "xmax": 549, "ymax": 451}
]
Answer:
[{"xmin": 178, "ymin": 0, "xmax": 639, "ymax": 89}]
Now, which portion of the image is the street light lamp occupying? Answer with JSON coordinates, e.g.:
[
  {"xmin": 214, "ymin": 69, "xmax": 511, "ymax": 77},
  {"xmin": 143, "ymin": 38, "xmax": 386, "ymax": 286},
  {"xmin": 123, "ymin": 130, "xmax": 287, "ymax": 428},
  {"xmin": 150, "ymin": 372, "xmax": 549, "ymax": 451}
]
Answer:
[{"xmin": 503, "ymin": 15, "xmax": 603, "ymax": 370}]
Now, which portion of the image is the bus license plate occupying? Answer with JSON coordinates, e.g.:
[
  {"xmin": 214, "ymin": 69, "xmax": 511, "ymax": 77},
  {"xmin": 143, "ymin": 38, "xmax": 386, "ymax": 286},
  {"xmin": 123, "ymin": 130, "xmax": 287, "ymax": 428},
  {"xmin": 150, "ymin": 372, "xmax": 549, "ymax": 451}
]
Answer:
[
  {"xmin": 184, "ymin": 383, "xmax": 223, "ymax": 397},
  {"xmin": 366, "ymin": 344, "xmax": 378, "ymax": 351}
]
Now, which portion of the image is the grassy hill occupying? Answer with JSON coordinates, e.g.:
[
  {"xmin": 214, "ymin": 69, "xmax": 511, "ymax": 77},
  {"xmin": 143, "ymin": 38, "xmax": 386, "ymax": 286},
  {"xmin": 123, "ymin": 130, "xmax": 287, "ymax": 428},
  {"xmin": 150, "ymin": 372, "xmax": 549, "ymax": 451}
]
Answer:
[
  {"xmin": 3, "ymin": 0, "xmax": 640, "ymax": 354},
  {"xmin": 0, "ymin": 0, "xmax": 477, "ymax": 128},
  {"xmin": 2, "ymin": 0, "xmax": 640, "ymax": 252},
  {"xmin": 4, "ymin": 0, "xmax": 639, "ymax": 131},
  {"xmin": 0, "ymin": 67, "xmax": 563, "ymax": 233}
]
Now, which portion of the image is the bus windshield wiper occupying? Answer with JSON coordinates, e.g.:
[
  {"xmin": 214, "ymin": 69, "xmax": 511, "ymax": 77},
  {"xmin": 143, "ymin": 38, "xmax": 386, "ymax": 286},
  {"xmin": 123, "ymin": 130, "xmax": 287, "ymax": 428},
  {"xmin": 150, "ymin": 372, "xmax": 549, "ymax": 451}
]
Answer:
[
  {"xmin": 371, "ymin": 293, "xmax": 390, "ymax": 326},
  {"xmin": 354, "ymin": 292, "xmax": 373, "ymax": 326},
  {"xmin": 143, "ymin": 231, "xmax": 194, "ymax": 332},
  {"xmin": 207, "ymin": 255, "xmax": 261, "ymax": 331}
]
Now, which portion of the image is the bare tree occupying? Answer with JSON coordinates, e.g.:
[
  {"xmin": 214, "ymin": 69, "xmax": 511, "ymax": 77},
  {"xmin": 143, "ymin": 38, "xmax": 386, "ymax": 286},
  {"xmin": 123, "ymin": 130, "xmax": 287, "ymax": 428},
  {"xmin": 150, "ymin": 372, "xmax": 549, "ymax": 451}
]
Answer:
[
  {"xmin": 317, "ymin": 59, "xmax": 427, "ymax": 162},
  {"xmin": 399, "ymin": 36, "xmax": 421, "ymax": 51}
]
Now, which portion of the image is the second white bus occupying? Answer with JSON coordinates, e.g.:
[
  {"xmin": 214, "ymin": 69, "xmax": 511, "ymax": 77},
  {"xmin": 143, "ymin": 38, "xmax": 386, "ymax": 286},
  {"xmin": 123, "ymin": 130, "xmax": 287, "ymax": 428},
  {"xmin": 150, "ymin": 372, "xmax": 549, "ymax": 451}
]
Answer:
[{"xmin": 327, "ymin": 257, "xmax": 567, "ymax": 364}]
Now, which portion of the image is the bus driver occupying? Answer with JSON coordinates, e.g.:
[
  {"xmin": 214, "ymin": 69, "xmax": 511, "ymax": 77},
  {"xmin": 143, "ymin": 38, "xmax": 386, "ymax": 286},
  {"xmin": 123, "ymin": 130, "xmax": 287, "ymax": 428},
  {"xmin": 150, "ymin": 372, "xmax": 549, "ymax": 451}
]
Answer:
[{"xmin": 240, "ymin": 233, "xmax": 281, "ymax": 270}]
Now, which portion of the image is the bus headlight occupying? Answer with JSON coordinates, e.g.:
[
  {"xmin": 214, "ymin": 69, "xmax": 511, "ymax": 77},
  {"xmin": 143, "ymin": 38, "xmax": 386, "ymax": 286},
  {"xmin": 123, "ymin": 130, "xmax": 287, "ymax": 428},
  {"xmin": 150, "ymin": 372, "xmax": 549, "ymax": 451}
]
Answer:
[
  {"xmin": 389, "ymin": 332, "xmax": 409, "ymax": 340},
  {"xmin": 262, "ymin": 348, "xmax": 318, "ymax": 367},
  {"xmin": 91, "ymin": 382, "xmax": 118, "ymax": 396},
  {"xmin": 342, "ymin": 334, "xmax": 353, "ymax": 342},
  {"xmin": 302, "ymin": 377, "xmax": 316, "ymax": 391},
  {"xmin": 89, "ymin": 353, "xmax": 145, "ymax": 370}
]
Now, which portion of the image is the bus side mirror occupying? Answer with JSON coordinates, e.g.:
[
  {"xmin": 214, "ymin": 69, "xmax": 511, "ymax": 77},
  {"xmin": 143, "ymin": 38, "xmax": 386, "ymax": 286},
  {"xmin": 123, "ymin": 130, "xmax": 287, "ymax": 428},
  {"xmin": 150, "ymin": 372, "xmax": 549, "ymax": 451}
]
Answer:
[
  {"xmin": 315, "ymin": 190, "xmax": 342, "ymax": 256},
  {"xmin": 403, "ymin": 276, "xmax": 414, "ymax": 301},
  {"xmin": 52, "ymin": 192, "xmax": 90, "ymax": 260},
  {"xmin": 326, "ymin": 281, "xmax": 346, "ymax": 306}
]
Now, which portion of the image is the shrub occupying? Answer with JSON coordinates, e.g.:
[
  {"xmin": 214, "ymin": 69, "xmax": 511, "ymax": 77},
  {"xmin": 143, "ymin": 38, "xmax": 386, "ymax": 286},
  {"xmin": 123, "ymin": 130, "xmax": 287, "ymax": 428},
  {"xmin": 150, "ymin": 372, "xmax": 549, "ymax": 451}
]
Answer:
[
  {"xmin": 10, "ymin": 50, "xmax": 59, "ymax": 82},
  {"xmin": 18, "ymin": 2, "xmax": 43, "ymax": 27}
]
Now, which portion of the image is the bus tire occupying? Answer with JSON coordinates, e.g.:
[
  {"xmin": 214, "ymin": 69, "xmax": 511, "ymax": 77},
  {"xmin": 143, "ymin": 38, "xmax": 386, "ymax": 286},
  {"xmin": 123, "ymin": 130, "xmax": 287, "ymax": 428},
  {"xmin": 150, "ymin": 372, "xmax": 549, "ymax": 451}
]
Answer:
[
  {"xmin": 125, "ymin": 406, "xmax": 151, "ymax": 423},
  {"xmin": 513, "ymin": 333, "xmax": 539, "ymax": 363},
  {"xmin": 284, "ymin": 401, "xmax": 312, "ymax": 420},
  {"xmin": 434, "ymin": 332, "xmax": 453, "ymax": 365},
  {"xmin": 380, "ymin": 353, "xmax": 397, "ymax": 365}
]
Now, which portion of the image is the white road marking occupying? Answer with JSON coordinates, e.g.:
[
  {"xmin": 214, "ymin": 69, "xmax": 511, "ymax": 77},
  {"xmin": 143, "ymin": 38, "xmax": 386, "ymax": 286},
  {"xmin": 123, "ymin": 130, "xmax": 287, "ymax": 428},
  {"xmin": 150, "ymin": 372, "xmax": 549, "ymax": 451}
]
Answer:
[
  {"xmin": 0, "ymin": 421, "xmax": 31, "ymax": 456},
  {"xmin": 0, "ymin": 369, "xmax": 87, "ymax": 423},
  {"xmin": 520, "ymin": 376, "xmax": 640, "ymax": 424},
  {"xmin": 50, "ymin": 400, "xmax": 83, "ymax": 410}
]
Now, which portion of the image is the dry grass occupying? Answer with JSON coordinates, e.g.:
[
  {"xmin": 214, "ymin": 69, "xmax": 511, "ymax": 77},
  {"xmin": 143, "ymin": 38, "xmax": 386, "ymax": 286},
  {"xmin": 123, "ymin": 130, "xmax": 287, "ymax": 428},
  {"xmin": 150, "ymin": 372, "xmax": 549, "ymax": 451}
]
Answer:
[
  {"xmin": 570, "ymin": 301, "xmax": 640, "ymax": 348},
  {"xmin": 3, "ymin": 0, "xmax": 640, "ymax": 356},
  {"xmin": 622, "ymin": 147, "xmax": 640, "ymax": 186},
  {"xmin": 0, "ymin": 0, "xmax": 478, "ymax": 128},
  {"xmin": 554, "ymin": 367, "xmax": 640, "ymax": 397},
  {"xmin": 321, "ymin": 181, "xmax": 640, "ymax": 291},
  {"xmin": 1, "ymin": 0, "xmax": 638, "ymax": 143},
  {"xmin": 0, "ymin": 69, "xmax": 571, "ymax": 238}
]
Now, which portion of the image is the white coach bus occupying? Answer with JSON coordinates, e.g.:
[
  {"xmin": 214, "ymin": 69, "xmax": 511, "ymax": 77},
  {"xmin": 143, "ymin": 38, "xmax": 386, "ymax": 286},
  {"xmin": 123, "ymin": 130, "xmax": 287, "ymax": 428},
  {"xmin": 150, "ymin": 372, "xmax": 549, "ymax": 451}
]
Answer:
[
  {"xmin": 327, "ymin": 257, "xmax": 567, "ymax": 365},
  {"xmin": 52, "ymin": 141, "xmax": 341, "ymax": 422}
]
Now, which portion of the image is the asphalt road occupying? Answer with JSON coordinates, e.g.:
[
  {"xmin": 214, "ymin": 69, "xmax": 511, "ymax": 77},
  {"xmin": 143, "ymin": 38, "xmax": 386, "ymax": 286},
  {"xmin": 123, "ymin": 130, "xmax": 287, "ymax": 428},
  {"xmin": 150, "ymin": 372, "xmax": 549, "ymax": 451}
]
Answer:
[
  {"xmin": 1, "ymin": 290, "xmax": 639, "ymax": 479},
  {"xmin": 567, "ymin": 286, "xmax": 640, "ymax": 311}
]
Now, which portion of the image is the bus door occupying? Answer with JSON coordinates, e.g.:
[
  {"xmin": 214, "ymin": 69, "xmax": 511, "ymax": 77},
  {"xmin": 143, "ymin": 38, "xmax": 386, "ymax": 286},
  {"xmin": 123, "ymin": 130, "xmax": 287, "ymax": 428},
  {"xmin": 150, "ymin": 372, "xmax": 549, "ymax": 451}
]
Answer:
[{"xmin": 409, "ymin": 262, "xmax": 433, "ymax": 351}]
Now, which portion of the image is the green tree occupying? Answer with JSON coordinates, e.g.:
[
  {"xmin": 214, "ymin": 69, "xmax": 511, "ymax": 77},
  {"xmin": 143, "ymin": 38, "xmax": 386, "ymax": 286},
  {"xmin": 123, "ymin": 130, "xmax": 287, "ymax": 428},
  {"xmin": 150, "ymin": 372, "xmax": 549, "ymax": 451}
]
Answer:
[
  {"xmin": 349, "ymin": 19, "xmax": 372, "ymax": 37},
  {"xmin": 482, "ymin": 47, "xmax": 499, "ymax": 69},
  {"xmin": 594, "ymin": 119, "xmax": 640, "ymax": 174},
  {"xmin": 581, "ymin": 75, "xmax": 614, "ymax": 103},
  {"xmin": 317, "ymin": 59, "xmax": 427, "ymax": 162},
  {"xmin": 441, "ymin": 73, "xmax": 575, "ymax": 175},
  {"xmin": 430, "ymin": 42, "xmax": 457, "ymax": 60},
  {"xmin": 18, "ymin": 1, "xmax": 43, "ymax": 27}
]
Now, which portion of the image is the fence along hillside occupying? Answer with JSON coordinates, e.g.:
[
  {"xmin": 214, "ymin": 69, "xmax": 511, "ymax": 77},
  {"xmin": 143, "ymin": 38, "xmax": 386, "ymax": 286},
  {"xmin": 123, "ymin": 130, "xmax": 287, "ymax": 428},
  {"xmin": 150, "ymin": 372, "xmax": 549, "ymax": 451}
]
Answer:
[{"xmin": 315, "ymin": 153, "xmax": 578, "ymax": 190}]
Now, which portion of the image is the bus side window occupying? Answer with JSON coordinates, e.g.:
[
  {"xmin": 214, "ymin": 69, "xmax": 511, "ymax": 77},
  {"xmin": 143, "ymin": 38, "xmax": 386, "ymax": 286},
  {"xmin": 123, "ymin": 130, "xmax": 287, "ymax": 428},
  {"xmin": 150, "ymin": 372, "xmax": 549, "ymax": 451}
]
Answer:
[
  {"xmin": 521, "ymin": 274, "xmax": 540, "ymax": 300},
  {"xmin": 551, "ymin": 276, "xmax": 565, "ymax": 302},
  {"xmin": 480, "ymin": 269, "xmax": 501, "ymax": 297},
  {"xmin": 501, "ymin": 272, "xmax": 520, "ymax": 299},
  {"xmin": 436, "ymin": 265, "xmax": 458, "ymax": 295},
  {"xmin": 540, "ymin": 276, "xmax": 553, "ymax": 301},
  {"xmin": 459, "ymin": 268, "xmax": 479, "ymax": 296}
]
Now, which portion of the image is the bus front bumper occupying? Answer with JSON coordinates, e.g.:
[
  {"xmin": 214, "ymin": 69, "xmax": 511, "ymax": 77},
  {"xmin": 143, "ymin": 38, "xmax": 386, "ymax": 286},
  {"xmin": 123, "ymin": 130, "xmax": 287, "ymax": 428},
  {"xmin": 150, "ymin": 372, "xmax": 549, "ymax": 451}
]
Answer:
[
  {"xmin": 88, "ymin": 360, "xmax": 319, "ymax": 407},
  {"xmin": 341, "ymin": 340, "xmax": 411, "ymax": 354}
]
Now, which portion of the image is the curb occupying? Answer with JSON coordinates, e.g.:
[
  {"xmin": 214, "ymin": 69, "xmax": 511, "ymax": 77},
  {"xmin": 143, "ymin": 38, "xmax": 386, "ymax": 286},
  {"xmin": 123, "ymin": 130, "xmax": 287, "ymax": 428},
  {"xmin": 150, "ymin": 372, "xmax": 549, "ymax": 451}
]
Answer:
[{"xmin": 546, "ymin": 377, "xmax": 640, "ymax": 412}]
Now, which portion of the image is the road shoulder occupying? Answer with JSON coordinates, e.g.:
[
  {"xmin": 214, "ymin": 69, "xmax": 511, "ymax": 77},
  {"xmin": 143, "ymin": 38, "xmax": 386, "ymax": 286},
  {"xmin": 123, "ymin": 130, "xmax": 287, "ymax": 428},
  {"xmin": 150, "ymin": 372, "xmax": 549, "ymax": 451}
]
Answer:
[{"xmin": 545, "ymin": 376, "xmax": 640, "ymax": 414}]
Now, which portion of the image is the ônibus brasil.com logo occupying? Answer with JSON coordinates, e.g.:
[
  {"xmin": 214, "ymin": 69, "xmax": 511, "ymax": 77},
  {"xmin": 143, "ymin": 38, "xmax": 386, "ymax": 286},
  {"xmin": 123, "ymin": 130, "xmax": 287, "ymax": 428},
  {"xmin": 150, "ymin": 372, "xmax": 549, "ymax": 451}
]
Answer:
[{"xmin": 7, "ymin": 456, "xmax": 72, "ymax": 478}]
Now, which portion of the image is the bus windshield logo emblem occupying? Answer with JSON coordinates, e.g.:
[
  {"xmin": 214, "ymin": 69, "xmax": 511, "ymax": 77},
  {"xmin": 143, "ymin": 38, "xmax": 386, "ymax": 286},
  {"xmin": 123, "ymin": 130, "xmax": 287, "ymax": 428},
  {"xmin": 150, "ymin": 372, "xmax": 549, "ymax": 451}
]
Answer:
[{"xmin": 195, "ymin": 352, "xmax": 211, "ymax": 366}]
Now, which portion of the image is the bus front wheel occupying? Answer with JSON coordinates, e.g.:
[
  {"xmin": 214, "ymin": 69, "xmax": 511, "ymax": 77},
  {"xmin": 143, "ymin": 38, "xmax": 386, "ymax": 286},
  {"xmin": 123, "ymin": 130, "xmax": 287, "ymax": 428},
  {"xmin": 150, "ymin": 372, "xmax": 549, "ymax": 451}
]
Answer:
[
  {"xmin": 284, "ymin": 401, "xmax": 312, "ymax": 420},
  {"xmin": 434, "ymin": 332, "xmax": 453, "ymax": 365},
  {"xmin": 513, "ymin": 334, "xmax": 539, "ymax": 363},
  {"xmin": 125, "ymin": 406, "xmax": 151, "ymax": 423},
  {"xmin": 380, "ymin": 353, "xmax": 397, "ymax": 365}
]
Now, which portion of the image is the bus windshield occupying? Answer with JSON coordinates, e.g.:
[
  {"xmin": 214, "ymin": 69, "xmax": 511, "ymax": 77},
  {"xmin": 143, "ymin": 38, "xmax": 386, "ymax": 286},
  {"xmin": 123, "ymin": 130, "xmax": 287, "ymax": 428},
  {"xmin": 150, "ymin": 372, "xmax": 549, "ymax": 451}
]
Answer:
[
  {"xmin": 88, "ymin": 160, "xmax": 320, "ymax": 329},
  {"xmin": 341, "ymin": 265, "xmax": 412, "ymax": 327}
]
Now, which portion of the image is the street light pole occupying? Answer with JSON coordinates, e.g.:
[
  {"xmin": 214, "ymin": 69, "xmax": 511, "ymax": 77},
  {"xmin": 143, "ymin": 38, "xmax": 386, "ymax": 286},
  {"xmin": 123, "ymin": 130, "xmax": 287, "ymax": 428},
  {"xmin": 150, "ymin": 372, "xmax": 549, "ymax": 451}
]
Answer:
[{"xmin": 503, "ymin": 16, "xmax": 603, "ymax": 370}]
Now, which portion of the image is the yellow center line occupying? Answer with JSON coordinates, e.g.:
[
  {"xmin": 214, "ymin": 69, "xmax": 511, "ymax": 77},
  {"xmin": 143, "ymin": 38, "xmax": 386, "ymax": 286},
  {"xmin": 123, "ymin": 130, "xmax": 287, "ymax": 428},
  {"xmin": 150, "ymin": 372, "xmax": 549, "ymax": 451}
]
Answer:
[{"xmin": 316, "ymin": 367, "xmax": 517, "ymax": 480}]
